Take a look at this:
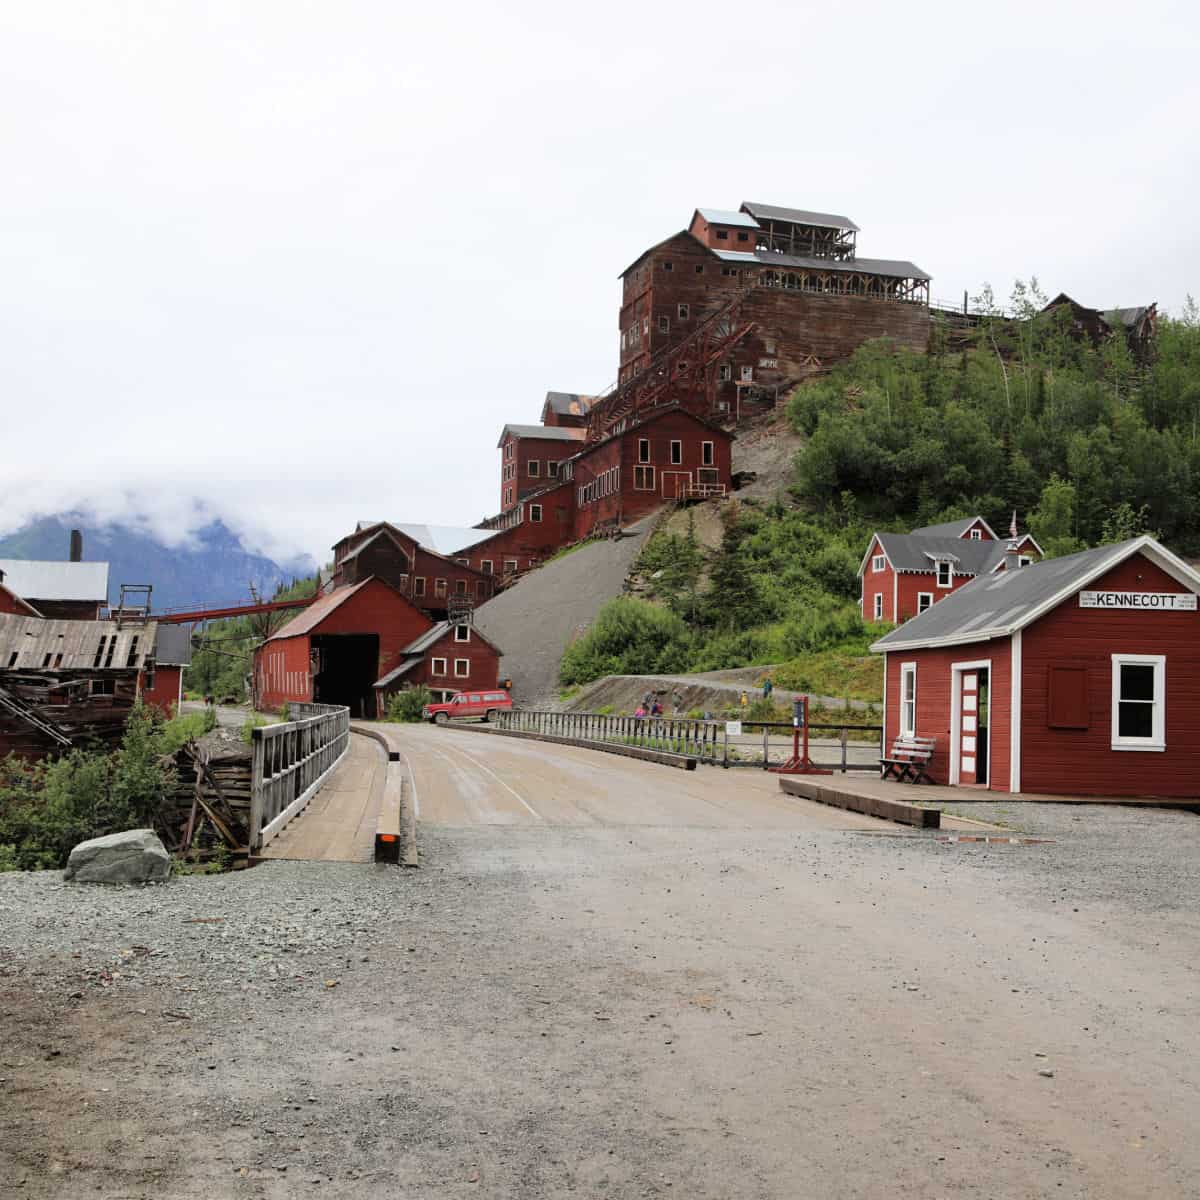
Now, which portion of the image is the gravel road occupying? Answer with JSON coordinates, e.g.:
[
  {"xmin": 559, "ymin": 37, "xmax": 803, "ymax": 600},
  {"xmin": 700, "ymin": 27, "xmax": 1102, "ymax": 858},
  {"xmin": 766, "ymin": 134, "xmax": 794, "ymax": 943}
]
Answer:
[{"xmin": 3, "ymin": 732, "xmax": 1199, "ymax": 1198}]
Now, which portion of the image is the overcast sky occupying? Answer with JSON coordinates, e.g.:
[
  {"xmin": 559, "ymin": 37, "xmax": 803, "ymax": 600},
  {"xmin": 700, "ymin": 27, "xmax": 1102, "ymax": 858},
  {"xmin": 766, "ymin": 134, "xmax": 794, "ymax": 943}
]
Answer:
[{"xmin": 3, "ymin": 1, "xmax": 1198, "ymax": 564}]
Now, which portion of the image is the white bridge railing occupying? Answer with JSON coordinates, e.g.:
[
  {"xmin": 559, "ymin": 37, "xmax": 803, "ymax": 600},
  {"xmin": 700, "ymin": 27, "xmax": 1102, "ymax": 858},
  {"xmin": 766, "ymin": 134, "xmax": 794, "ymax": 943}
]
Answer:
[{"xmin": 249, "ymin": 702, "xmax": 351, "ymax": 853}]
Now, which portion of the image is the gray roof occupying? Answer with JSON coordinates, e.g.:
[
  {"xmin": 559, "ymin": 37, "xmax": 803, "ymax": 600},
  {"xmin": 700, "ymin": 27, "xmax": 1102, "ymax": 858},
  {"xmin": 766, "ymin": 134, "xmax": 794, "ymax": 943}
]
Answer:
[
  {"xmin": 374, "ymin": 658, "xmax": 420, "ymax": 689},
  {"xmin": 496, "ymin": 423, "xmax": 587, "ymax": 447},
  {"xmin": 911, "ymin": 517, "xmax": 993, "ymax": 539},
  {"xmin": 0, "ymin": 612, "xmax": 156, "ymax": 672},
  {"xmin": 1107, "ymin": 306, "xmax": 1154, "ymax": 329},
  {"xmin": 696, "ymin": 207, "xmax": 760, "ymax": 229},
  {"xmin": 740, "ymin": 201, "xmax": 860, "ymax": 233},
  {"xmin": 873, "ymin": 533, "xmax": 1006, "ymax": 576},
  {"xmin": 872, "ymin": 537, "xmax": 1200, "ymax": 653},
  {"xmin": 712, "ymin": 249, "xmax": 760, "ymax": 264},
  {"xmin": 755, "ymin": 249, "xmax": 931, "ymax": 281},
  {"xmin": 0, "ymin": 559, "xmax": 109, "ymax": 603},
  {"xmin": 401, "ymin": 621, "xmax": 453, "ymax": 656},
  {"xmin": 155, "ymin": 624, "xmax": 193, "ymax": 667}
]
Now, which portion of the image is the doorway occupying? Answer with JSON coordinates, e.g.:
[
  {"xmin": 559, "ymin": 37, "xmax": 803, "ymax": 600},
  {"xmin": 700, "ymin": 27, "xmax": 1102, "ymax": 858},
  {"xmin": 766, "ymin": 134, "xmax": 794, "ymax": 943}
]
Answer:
[
  {"xmin": 951, "ymin": 661, "xmax": 991, "ymax": 786},
  {"xmin": 311, "ymin": 633, "xmax": 380, "ymax": 718}
]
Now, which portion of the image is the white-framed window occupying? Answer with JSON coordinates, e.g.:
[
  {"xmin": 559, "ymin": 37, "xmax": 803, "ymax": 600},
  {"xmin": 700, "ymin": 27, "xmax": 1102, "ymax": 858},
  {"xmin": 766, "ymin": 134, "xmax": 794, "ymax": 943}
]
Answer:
[
  {"xmin": 434, "ymin": 578, "xmax": 447, "ymax": 597},
  {"xmin": 969, "ymin": 528, "xmax": 982, "ymax": 540},
  {"xmin": 455, "ymin": 625, "xmax": 470, "ymax": 642},
  {"xmin": 454, "ymin": 658, "xmax": 470, "ymax": 678},
  {"xmin": 1111, "ymin": 654, "xmax": 1165, "ymax": 751},
  {"xmin": 643, "ymin": 316, "xmax": 649, "ymax": 335},
  {"xmin": 899, "ymin": 663, "xmax": 917, "ymax": 737},
  {"xmin": 413, "ymin": 577, "xmax": 426, "ymax": 597},
  {"xmin": 528, "ymin": 460, "xmax": 540, "ymax": 477},
  {"xmin": 530, "ymin": 504, "xmax": 542, "ymax": 522},
  {"xmin": 872, "ymin": 554, "xmax": 886, "ymax": 573},
  {"xmin": 718, "ymin": 364, "xmax": 732, "ymax": 382},
  {"xmin": 702, "ymin": 441, "xmax": 714, "ymax": 466},
  {"xmin": 455, "ymin": 579, "xmax": 467, "ymax": 595},
  {"xmin": 658, "ymin": 315, "xmax": 669, "ymax": 333},
  {"xmin": 634, "ymin": 465, "xmax": 655, "ymax": 491},
  {"xmin": 873, "ymin": 593, "xmax": 883, "ymax": 621},
  {"xmin": 505, "ymin": 443, "xmax": 513, "ymax": 460},
  {"xmin": 503, "ymin": 558, "xmax": 517, "ymax": 572},
  {"xmin": 1018, "ymin": 555, "xmax": 1032, "ymax": 567},
  {"xmin": 917, "ymin": 592, "xmax": 933, "ymax": 614},
  {"xmin": 431, "ymin": 657, "xmax": 446, "ymax": 676},
  {"xmin": 638, "ymin": 438, "xmax": 650, "ymax": 463},
  {"xmin": 678, "ymin": 303, "xmax": 689, "ymax": 319},
  {"xmin": 481, "ymin": 559, "xmax": 493, "ymax": 575},
  {"xmin": 740, "ymin": 365, "xmax": 753, "ymax": 382},
  {"xmin": 936, "ymin": 560, "xmax": 953, "ymax": 588},
  {"xmin": 670, "ymin": 440, "xmax": 682, "ymax": 465},
  {"xmin": 547, "ymin": 461, "xmax": 559, "ymax": 478}
]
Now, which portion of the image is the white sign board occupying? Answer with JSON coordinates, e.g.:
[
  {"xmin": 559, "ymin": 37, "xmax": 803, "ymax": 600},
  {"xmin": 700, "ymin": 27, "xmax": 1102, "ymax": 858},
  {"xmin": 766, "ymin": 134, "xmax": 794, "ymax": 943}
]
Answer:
[
  {"xmin": 725, "ymin": 721, "xmax": 743, "ymax": 736},
  {"xmin": 1079, "ymin": 590, "xmax": 1197, "ymax": 611}
]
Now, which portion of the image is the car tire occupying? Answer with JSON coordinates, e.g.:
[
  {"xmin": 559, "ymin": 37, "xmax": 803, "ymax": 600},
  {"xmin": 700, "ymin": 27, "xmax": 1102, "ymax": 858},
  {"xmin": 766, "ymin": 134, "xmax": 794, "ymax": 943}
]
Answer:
[
  {"xmin": 484, "ymin": 709, "xmax": 496, "ymax": 723},
  {"xmin": 434, "ymin": 711, "xmax": 449, "ymax": 726}
]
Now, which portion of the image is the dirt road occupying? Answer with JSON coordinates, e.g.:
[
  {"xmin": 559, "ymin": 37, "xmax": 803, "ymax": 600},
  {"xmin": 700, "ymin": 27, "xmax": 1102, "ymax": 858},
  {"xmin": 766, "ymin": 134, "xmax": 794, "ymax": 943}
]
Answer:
[{"xmin": 3, "ymin": 728, "xmax": 1199, "ymax": 1198}]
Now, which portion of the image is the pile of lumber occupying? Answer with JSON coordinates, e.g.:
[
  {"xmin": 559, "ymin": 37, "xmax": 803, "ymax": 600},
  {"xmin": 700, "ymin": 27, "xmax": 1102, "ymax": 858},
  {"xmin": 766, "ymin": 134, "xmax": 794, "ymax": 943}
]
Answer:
[{"xmin": 161, "ymin": 733, "xmax": 252, "ymax": 859}]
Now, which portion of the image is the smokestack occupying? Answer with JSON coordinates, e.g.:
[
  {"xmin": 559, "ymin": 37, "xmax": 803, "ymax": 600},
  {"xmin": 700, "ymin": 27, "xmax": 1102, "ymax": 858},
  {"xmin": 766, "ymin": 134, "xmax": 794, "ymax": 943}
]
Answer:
[
  {"xmin": 69, "ymin": 529, "xmax": 83, "ymax": 562},
  {"xmin": 1006, "ymin": 540, "xmax": 1020, "ymax": 572}
]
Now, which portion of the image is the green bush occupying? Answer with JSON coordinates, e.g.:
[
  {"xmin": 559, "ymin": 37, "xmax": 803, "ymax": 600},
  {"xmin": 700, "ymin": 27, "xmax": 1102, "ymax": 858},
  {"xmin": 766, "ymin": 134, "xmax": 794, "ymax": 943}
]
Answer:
[
  {"xmin": 559, "ymin": 598, "xmax": 693, "ymax": 686},
  {"xmin": 385, "ymin": 685, "xmax": 432, "ymax": 723},
  {"xmin": 159, "ymin": 706, "xmax": 218, "ymax": 755}
]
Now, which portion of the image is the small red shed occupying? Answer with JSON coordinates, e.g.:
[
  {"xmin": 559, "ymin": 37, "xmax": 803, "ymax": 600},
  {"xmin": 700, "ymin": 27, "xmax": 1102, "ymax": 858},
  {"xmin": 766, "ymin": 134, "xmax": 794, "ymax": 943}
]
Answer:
[
  {"xmin": 373, "ymin": 620, "xmax": 503, "ymax": 710},
  {"xmin": 872, "ymin": 536, "xmax": 1200, "ymax": 796}
]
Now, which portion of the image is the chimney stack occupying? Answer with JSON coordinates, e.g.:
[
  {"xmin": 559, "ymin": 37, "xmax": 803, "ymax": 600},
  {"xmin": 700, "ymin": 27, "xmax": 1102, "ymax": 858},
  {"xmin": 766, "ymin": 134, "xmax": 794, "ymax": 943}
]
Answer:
[
  {"xmin": 1005, "ymin": 540, "xmax": 1020, "ymax": 572},
  {"xmin": 69, "ymin": 529, "xmax": 83, "ymax": 562}
]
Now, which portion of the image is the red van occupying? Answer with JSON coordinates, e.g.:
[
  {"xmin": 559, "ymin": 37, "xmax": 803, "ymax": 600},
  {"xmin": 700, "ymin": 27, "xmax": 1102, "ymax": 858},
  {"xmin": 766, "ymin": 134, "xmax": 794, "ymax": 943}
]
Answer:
[{"xmin": 423, "ymin": 689, "xmax": 513, "ymax": 725}]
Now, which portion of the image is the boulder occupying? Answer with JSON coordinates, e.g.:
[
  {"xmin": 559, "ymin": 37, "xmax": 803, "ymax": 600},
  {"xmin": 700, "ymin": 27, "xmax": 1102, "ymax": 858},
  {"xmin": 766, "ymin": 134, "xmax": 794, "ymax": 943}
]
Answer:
[{"xmin": 64, "ymin": 829, "xmax": 171, "ymax": 885}]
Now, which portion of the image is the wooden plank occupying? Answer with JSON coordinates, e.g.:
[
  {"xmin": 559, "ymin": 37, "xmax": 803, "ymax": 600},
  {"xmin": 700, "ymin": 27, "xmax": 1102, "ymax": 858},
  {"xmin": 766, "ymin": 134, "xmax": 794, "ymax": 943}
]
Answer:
[{"xmin": 779, "ymin": 776, "xmax": 940, "ymax": 828}]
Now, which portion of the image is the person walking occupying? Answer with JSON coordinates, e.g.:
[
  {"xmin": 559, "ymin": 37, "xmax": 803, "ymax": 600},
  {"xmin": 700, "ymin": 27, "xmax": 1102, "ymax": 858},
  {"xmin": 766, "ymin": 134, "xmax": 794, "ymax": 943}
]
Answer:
[
  {"xmin": 671, "ymin": 688, "xmax": 683, "ymax": 715},
  {"xmin": 762, "ymin": 677, "xmax": 774, "ymax": 701}
]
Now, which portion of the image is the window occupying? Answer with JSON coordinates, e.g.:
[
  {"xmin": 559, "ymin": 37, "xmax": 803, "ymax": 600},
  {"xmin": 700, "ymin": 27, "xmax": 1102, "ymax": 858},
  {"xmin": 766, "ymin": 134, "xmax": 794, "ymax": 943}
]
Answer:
[
  {"xmin": 643, "ymin": 316, "xmax": 649, "ymax": 334},
  {"xmin": 695, "ymin": 264, "xmax": 704, "ymax": 274},
  {"xmin": 528, "ymin": 460, "xmax": 540, "ymax": 477},
  {"xmin": 454, "ymin": 659, "xmax": 470, "ymax": 678},
  {"xmin": 505, "ymin": 443, "xmax": 513, "ymax": 460},
  {"xmin": 871, "ymin": 554, "xmax": 886, "ymax": 573},
  {"xmin": 530, "ymin": 504, "xmax": 542, "ymax": 522},
  {"xmin": 702, "ymin": 441, "xmax": 714, "ymax": 466},
  {"xmin": 740, "ymin": 365, "xmax": 753, "ymax": 382},
  {"xmin": 434, "ymin": 578, "xmax": 447, "ymax": 597},
  {"xmin": 670, "ymin": 440, "xmax": 682, "ymax": 465},
  {"xmin": 547, "ymin": 460, "xmax": 559, "ymax": 478},
  {"xmin": 678, "ymin": 303, "xmax": 689, "ymax": 319},
  {"xmin": 1018, "ymin": 555, "xmax": 1032, "ymax": 567},
  {"xmin": 718, "ymin": 364, "xmax": 731, "ymax": 382},
  {"xmin": 431, "ymin": 657, "xmax": 446, "ymax": 676},
  {"xmin": 455, "ymin": 625, "xmax": 470, "ymax": 642},
  {"xmin": 658, "ymin": 315, "xmax": 669, "ymax": 334},
  {"xmin": 917, "ymin": 592, "xmax": 933, "ymax": 614},
  {"xmin": 716, "ymin": 229, "xmax": 728, "ymax": 240},
  {"xmin": 736, "ymin": 231, "xmax": 749, "ymax": 242},
  {"xmin": 764, "ymin": 338, "xmax": 776, "ymax": 354},
  {"xmin": 969, "ymin": 528, "xmax": 982, "ymax": 540},
  {"xmin": 413, "ymin": 577, "xmax": 426, "ymax": 597},
  {"xmin": 936, "ymin": 560, "xmax": 953, "ymax": 588},
  {"xmin": 1111, "ymin": 654, "xmax": 1165, "ymax": 750},
  {"xmin": 503, "ymin": 559, "xmax": 517, "ymax": 572},
  {"xmin": 634, "ymin": 465, "xmax": 655, "ymax": 491},
  {"xmin": 662, "ymin": 260, "xmax": 673, "ymax": 271},
  {"xmin": 455, "ymin": 579, "xmax": 467, "ymax": 595},
  {"xmin": 900, "ymin": 664, "xmax": 917, "ymax": 738},
  {"xmin": 638, "ymin": 438, "xmax": 650, "ymax": 463},
  {"xmin": 481, "ymin": 559, "xmax": 493, "ymax": 575},
  {"xmin": 873, "ymin": 593, "xmax": 883, "ymax": 621}
]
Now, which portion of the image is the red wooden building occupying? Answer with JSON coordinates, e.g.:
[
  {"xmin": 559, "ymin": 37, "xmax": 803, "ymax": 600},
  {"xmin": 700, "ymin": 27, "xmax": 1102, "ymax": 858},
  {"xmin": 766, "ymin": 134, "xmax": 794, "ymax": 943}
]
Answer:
[
  {"xmin": 497, "ymin": 423, "xmax": 586, "ymax": 511},
  {"xmin": 860, "ymin": 516, "xmax": 1042, "ymax": 624},
  {"xmin": 872, "ymin": 536, "xmax": 1200, "ymax": 796},
  {"xmin": 373, "ymin": 620, "xmax": 502, "ymax": 709}
]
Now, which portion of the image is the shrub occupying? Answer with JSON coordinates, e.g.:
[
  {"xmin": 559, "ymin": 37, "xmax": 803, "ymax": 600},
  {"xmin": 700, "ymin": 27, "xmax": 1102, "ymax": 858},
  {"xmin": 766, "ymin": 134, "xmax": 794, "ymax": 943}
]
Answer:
[
  {"xmin": 386, "ymin": 685, "xmax": 432, "ymax": 723},
  {"xmin": 559, "ymin": 598, "xmax": 693, "ymax": 686}
]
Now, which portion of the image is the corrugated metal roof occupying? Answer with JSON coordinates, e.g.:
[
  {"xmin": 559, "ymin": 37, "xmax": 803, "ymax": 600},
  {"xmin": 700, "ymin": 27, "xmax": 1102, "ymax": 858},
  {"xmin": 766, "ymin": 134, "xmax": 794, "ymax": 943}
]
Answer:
[
  {"xmin": 874, "ymin": 533, "xmax": 1006, "ymax": 576},
  {"xmin": 740, "ymin": 201, "xmax": 860, "ymax": 233},
  {"xmin": 871, "ymin": 537, "xmax": 1200, "ymax": 652},
  {"xmin": 265, "ymin": 580, "xmax": 373, "ymax": 642},
  {"xmin": 0, "ymin": 613, "xmax": 156, "ymax": 672},
  {"xmin": 373, "ymin": 658, "xmax": 420, "ymax": 688},
  {"xmin": 401, "ymin": 621, "xmax": 451, "ymax": 655},
  {"xmin": 712, "ymin": 250, "xmax": 760, "ymax": 263},
  {"xmin": 496, "ymin": 424, "xmax": 588, "ymax": 446},
  {"xmin": 394, "ymin": 524, "xmax": 498, "ymax": 555},
  {"xmin": 755, "ymin": 250, "xmax": 931, "ymax": 281},
  {"xmin": 696, "ymin": 207, "xmax": 760, "ymax": 229},
  {"xmin": 911, "ymin": 517, "xmax": 994, "ymax": 539},
  {"xmin": 0, "ymin": 559, "xmax": 109, "ymax": 603}
]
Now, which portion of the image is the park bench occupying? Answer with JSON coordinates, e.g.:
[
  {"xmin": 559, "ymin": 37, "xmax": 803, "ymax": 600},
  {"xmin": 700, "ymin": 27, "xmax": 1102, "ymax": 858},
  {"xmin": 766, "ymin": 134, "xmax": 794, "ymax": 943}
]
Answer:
[{"xmin": 880, "ymin": 735, "xmax": 937, "ymax": 784}]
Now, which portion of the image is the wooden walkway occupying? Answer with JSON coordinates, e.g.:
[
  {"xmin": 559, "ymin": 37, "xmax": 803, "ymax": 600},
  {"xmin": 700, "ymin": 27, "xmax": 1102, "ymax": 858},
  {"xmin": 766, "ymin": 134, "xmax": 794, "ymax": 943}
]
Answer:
[
  {"xmin": 261, "ymin": 731, "xmax": 387, "ymax": 863},
  {"xmin": 782, "ymin": 774, "xmax": 1200, "ymax": 811}
]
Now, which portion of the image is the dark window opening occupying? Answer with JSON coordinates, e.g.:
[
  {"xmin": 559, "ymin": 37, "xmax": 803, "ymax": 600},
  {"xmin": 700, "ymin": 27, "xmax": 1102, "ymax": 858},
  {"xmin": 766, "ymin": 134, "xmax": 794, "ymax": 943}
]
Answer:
[
  {"xmin": 662, "ymin": 261, "xmax": 673, "ymax": 271},
  {"xmin": 737, "ymin": 231, "xmax": 749, "ymax": 242},
  {"xmin": 716, "ymin": 229, "xmax": 729, "ymax": 240}
]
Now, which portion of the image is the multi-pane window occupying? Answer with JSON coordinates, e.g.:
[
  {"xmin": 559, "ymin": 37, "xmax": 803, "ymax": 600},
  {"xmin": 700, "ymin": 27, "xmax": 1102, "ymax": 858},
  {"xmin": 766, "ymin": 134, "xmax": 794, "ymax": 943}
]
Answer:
[
  {"xmin": 917, "ymin": 593, "xmax": 933, "ymax": 614},
  {"xmin": 481, "ymin": 560, "xmax": 493, "ymax": 575},
  {"xmin": 936, "ymin": 560, "xmax": 953, "ymax": 588},
  {"xmin": 547, "ymin": 461, "xmax": 559, "ymax": 478},
  {"xmin": 434, "ymin": 578, "xmax": 447, "ymax": 598},
  {"xmin": 718, "ymin": 364, "xmax": 731, "ymax": 382},
  {"xmin": 413, "ymin": 577, "xmax": 426, "ymax": 597},
  {"xmin": 454, "ymin": 659, "xmax": 470, "ymax": 678},
  {"xmin": 872, "ymin": 554, "xmax": 886, "ymax": 573},
  {"xmin": 873, "ymin": 593, "xmax": 883, "ymax": 621},
  {"xmin": 530, "ymin": 504, "xmax": 542, "ymax": 522},
  {"xmin": 740, "ymin": 365, "xmax": 753, "ymax": 382},
  {"xmin": 1111, "ymin": 655, "xmax": 1165, "ymax": 750},
  {"xmin": 431, "ymin": 657, "xmax": 446, "ymax": 675},
  {"xmin": 716, "ymin": 229, "xmax": 728, "ymax": 240},
  {"xmin": 634, "ymin": 465, "xmax": 655, "ymax": 491},
  {"xmin": 900, "ymin": 664, "xmax": 917, "ymax": 737},
  {"xmin": 528, "ymin": 460, "xmax": 540, "ymax": 477},
  {"xmin": 969, "ymin": 528, "xmax": 983, "ymax": 540},
  {"xmin": 658, "ymin": 315, "xmax": 669, "ymax": 334}
]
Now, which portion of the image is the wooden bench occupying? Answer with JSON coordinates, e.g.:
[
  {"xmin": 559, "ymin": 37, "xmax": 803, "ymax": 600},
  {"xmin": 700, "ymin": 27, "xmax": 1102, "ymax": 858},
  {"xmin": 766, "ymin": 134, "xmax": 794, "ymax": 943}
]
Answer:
[{"xmin": 880, "ymin": 736, "xmax": 937, "ymax": 784}]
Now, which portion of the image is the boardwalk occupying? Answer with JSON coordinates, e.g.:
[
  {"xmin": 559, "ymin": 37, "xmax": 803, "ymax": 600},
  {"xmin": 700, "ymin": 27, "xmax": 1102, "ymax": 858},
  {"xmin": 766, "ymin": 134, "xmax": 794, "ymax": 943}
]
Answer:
[{"xmin": 260, "ymin": 731, "xmax": 386, "ymax": 863}]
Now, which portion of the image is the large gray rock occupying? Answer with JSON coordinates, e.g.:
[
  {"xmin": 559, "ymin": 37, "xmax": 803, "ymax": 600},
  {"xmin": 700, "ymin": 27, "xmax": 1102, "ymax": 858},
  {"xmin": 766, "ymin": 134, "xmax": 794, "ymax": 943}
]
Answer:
[{"xmin": 64, "ymin": 828, "xmax": 172, "ymax": 884}]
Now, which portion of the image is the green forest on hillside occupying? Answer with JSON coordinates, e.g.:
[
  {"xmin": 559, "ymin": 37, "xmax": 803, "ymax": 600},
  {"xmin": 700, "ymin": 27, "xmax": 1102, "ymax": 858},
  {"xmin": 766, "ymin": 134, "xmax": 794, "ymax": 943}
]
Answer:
[{"xmin": 560, "ymin": 283, "xmax": 1200, "ymax": 701}]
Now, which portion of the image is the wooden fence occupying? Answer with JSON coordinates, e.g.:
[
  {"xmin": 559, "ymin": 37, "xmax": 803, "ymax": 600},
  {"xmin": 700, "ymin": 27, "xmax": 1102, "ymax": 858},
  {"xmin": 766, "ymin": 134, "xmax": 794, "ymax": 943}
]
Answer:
[
  {"xmin": 249, "ymin": 702, "xmax": 351, "ymax": 853},
  {"xmin": 494, "ymin": 709, "xmax": 882, "ymax": 771}
]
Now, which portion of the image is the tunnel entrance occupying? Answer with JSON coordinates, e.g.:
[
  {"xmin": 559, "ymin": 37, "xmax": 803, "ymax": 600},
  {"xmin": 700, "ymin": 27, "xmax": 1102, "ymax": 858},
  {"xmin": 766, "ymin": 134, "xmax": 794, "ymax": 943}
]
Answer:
[{"xmin": 311, "ymin": 633, "xmax": 379, "ymax": 718}]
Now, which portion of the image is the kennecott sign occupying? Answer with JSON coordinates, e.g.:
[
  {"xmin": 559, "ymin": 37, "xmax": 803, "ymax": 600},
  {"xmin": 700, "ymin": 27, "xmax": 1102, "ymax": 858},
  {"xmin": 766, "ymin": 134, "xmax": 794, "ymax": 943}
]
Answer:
[{"xmin": 1079, "ymin": 590, "xmax": 1198, "ymax": 611}]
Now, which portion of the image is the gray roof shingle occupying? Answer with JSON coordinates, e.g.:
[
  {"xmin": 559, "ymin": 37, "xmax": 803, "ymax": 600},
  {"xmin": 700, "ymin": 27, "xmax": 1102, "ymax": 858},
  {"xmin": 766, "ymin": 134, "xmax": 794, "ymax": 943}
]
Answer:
[
  {"xmin": 740, "ymin": 201, "xmax": 860, "ymax": 233},
  {"xmin": 755, "ymin": 250, "xmax": 930, "ymax": 281},
  {"xmin": 874, "ymin": 533, "xmax": 1006, "ymax": 576}
]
